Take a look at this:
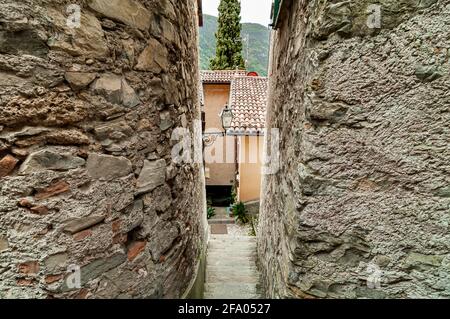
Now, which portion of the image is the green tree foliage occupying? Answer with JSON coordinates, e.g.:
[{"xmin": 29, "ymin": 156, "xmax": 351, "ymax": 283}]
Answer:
[
  {"xmin": 200, "ymin": 15, "xmax": 270, "ymax": 76},
  {"xmin": 209, "ymin": 0, "xmax": 246, "ymax": 70}
]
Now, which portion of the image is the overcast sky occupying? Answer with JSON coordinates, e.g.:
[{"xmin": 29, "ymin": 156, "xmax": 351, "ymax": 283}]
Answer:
[{"xmin": 202, "ymin": 0, "xmax": 273, "ymax": 26}]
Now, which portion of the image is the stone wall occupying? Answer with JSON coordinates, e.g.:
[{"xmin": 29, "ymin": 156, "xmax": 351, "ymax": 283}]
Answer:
[
  {"xmin": 259, "ymin": 0, "xmax": 450, "ymax": 298},
  {"xmin": 0, "ymin": 0, "xmax": 206, "ymax": 298}
]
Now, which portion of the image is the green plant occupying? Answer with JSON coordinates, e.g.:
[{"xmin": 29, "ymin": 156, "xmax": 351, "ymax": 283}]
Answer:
[
  {"xmin": 207, "ymin": 206, "xmax": 216, "ymax": 219},
  {"xmin": 231, "ymin": 201, "xmax": 248, "ymax": 224},
  {"xmin": 207, "ymin": 198, "xmax": 216, "ymax": 219}
]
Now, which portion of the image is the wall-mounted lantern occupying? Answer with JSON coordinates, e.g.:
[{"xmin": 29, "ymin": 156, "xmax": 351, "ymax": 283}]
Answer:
[
  {"xmin": 203, "ymin": 104, "xmax": 234, "ymax": 147},
  {"xmin": 220, "ymin": 104, "xmax": 234, "ymax": 131}
]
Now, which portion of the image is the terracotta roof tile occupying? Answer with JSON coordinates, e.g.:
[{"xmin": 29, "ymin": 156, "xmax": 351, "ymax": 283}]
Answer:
[
  {"xmin": 229, "ymin": 76, "xmax": 268, "ymax": 134},
  {"xmin": 201, "ymin": 70, "xmax": 247, "ymax": 83}
]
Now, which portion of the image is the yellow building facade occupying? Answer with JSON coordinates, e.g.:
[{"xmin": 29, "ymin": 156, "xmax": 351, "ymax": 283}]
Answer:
[{"xmin": 201, "ymin": 71, "xmax": 268, "ymax": 204}]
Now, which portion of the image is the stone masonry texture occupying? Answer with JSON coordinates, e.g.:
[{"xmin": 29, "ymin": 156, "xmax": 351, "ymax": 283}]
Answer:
[
  {"xmin": 0, "ymin": 0, "xmax": 206, "ymax": 298},
  {"xmin": 259, "ymin": 0, "xmax": 450, "ymax": 298}
]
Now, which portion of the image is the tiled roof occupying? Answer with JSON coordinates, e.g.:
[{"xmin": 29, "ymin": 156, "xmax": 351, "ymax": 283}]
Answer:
[
  {"xmin": 201, "ymin": 70, "xmax": 247, "ymax": 83},
  {"xmin": 228, "ymin": 76, "xmax": 268, "ymax": 135}
]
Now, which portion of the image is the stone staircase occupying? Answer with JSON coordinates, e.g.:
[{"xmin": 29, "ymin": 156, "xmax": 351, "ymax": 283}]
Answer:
[
  {"xmin": 204, "ymin": 234, "xmax": 263, "ymax": 299},
  {"xmin": 208, "ymin": 207, "xmax": 235, "ymax": 225}
]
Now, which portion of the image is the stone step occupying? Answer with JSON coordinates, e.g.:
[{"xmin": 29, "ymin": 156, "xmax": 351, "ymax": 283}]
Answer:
[
  {"xmin": 206, "ymin": 264, "xmax": 258, "ymax": 275},
  {"xmin": 204, "ymin": 283, "xmax": 261, "ymax": 299},
  {"xmin": 206, "ymin": 273, "xmax": 259, "ymax": 284},
  {"xmin": 203, "ymin": 292, "xmax": 261, "ymax": 299},
  {"xmin": 208, "ymin": 239, "xmax": 256, "ymax": 244},
  {"xmin": 210, "ymin": 235, "xmax": 256, "ymax": 241},
  {"xmin": 206, "ymin": 258, "xmax": 257, "ymax": 268},
  {"xmin": 207, "ymin": 252, "xmax": 256, "ymax": 260},
  {"xmin": 209, "ymin": 239, "xmax": 256, "ymax": 246},
  {"xmin": 206, "ymin": 265, "xmax": 258, "ymax": 274},
  {"xmin": 207, "ymin": 245, "xmax": 256, "ymax": 252},
  {"xmin": 208, "ymin": 248, "xmax": 256, "ymax": 258},
  {"xmin": 208, "ymin": 241, "xmax": 256, "ymax": 245},
  {"xmin": 208, "ymin": 240, "xmax": 256, "ymax": 247},
  {"xmin": 212, "ymin": 207, "xmax": 228, "ymax": 214},
  {"xmin": 207, "ymin": 260, "xmax": 257, "ymax": 267},
  {"xmin": 208, "ymin": 245, "xmax": 256, "ymax": 251},
  {"xmin": 204, "ymin": 232, "xmax": 263, "ymax": 299},
  {"xmin": 210, "ymin": 239, "xmax": 253, "ymax": 246},
  {"xmin": 207, "ymin": 246, "xmax": 256, "ymax": 251},
  {"xmin": 208, "ymin": 241, "xmax": 256, "ymax": 247},
  {"xmin": 208, "ymin": 218, "xmax": 235, "ymax": 225},
  {"xmin": 207, "ymin": 249, "xmax": 256, "ymax": 259}
]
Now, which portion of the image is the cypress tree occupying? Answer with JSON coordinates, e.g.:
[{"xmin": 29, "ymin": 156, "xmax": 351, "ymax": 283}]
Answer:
[{"xmin": 209, "ymin": 0, "xmax": 246, "ymax": 70}]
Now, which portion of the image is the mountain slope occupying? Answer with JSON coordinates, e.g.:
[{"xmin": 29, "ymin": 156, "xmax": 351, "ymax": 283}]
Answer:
[{"xmin": 199, "ymin": 14, "xmax": 270, "ymax": 76}]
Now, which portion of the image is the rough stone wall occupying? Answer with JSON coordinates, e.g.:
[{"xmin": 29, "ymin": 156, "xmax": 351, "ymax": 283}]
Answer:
[
  {"xmin": 259, "ymin": 0, "xmax": 450, "ymax": 298},
  {"xmin": 0, "ymin": 0, "xmax": 206, "ymax": 298}
]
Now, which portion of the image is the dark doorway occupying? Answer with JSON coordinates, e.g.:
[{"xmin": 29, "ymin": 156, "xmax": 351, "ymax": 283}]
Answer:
[{"xmin": 206, "ymin": 185, "xmax": 233, "ymax": 207}]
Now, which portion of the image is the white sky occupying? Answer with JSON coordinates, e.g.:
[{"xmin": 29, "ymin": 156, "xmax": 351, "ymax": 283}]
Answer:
[{"xmin": 202, "ymin": 0, "xmax": 273, "ymax": 26}]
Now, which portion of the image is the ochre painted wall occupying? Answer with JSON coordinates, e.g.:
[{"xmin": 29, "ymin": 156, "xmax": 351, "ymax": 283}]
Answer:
[
  {"xmin": 203, "ymin": 84, "xmax": 236, "ymax": 186},
  {"xmin": 238, "ymin": 136, "xmax": 263, "ymax": 202}
]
